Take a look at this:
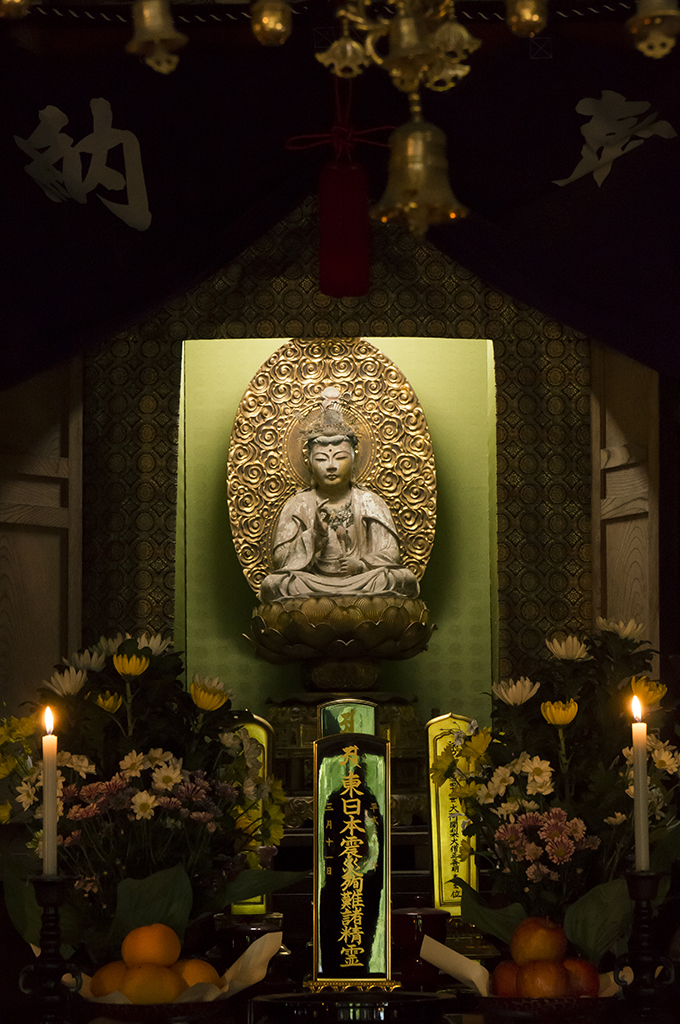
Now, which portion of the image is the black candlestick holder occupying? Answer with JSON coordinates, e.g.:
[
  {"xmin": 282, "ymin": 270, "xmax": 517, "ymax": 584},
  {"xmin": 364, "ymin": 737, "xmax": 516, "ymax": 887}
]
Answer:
[
  {"xmin": 18, "ymin": 875, "xmax": 82, "ymax": 1024},
  {"xmin": 614, "ymin": 871, "xmax": 674, "ymax": 1021}
]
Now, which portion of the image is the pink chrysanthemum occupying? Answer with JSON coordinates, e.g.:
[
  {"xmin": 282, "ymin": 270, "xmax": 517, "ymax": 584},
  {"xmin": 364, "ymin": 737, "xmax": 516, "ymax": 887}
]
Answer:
[
  {"xmin": 156, "ymin": 796, "xmax": 182, "ymax": 810},
  {"xmin": 546, "ymin": 834, "xmax": 575, "ymax": 864},
  {"xmin": 79, "ymin": 782, "xmax": 107, "ymax": 801},
  {"xmin": 67, "ymin": 802, "xmax": 103, "ymax": 821},
  {"xmin": 526, "ymin": 862, "xmax": 551, "ymax": 882},
  {"xmin": 495, "ymin": 822, "xmax": 524, "ymax": 847},
  {"xmin": 568, "ymin": 817, "xmax": 587, "ymax": 841}
]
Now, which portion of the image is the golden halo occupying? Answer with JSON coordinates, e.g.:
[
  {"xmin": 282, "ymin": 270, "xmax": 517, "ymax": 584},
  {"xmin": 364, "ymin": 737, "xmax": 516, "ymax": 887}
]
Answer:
[{"xmin": 227, "ymin": 338, "xmax": 436, "ymax": 594}]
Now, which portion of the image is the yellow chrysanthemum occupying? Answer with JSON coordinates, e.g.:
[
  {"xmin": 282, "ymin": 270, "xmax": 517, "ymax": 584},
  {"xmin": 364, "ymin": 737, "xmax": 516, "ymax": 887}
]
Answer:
[
  {"xmin": 631, "ymin": 676, "xmax": 667, "ymax": 709},
  {"xmin": 113, "ymin": 654, "xmax": 150, "ymax": 678},
  {"xmin": 460, "ymin": 727, "xmax": 492, "ymax": 763},
  {"xmin": 190, "ymin": 677, "xmax": 228, "ymax": 712},
  {"xmin": 0, "ymin": 754, "xmax": 17, "ymax": 779},
  {"xmin": 459, "ymin": 838, "xmax": 474, "ymax": 862},
  {"xmin": 541, "ymin": 699, "xmax": 578, "ymax": 726},
  {"xmin": 8, "ymin": 713, "xmax": 40, "ymax": 740},
  {"xmin": 0, "ymin": 800, "xmax": 13, "ymax": 825},
  {"xmin": 96, "ymin": 691, "xmax": 123, "ymax": 714},
  {"xmin": 451, "ymin": 781, "xmax": 479, "ymax": 801}
]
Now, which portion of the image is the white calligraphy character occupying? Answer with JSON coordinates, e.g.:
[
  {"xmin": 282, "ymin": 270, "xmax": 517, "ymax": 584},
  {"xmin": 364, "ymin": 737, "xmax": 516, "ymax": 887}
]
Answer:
[
  {"xmin": 15, "ymin": 97, "xmax": 151, "ymax": 230},
  {"xmin": 554, "ymin": 89, "xmax": 676, "ymax": 188}
]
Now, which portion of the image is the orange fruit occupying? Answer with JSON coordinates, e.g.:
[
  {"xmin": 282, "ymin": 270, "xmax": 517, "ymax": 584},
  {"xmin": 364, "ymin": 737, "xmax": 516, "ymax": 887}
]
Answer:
[
  {"xmin": 516, "ymin": 960, "xmax": 571, "ymax": 998},
  {"xmin": 119, "ymin": 963, "xmax": 185, "ymax": 1004},
  {"xmin": 121, "ymin": 922, "xmax": 182, "ymax": 968},
  {"xmin": 172, "ymin": 958, "xmax": 222, "ymax": 988},
  {"xmin": 90, "ymin": 960, "xmax": 128, "ymax": 998}
]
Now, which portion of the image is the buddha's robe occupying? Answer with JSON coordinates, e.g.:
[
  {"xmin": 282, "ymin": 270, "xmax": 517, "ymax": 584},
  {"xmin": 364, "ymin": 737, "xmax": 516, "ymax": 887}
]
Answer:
[{"xmin": 259, "ymin": 485, "xmax": 419, "ymax": 602}]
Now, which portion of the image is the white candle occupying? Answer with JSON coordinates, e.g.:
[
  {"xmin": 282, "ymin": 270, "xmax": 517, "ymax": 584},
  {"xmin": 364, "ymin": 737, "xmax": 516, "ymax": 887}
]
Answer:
[
  {"xmin": 631, "ymin": 695, "xmax": 650, "ymax": 872},
  {"xmin": 42, "ymin": 707, "xmax": 58, "ymax": 876}
]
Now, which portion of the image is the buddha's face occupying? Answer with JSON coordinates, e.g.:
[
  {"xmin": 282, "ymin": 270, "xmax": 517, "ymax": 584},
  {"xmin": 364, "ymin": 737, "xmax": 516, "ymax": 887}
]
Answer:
[{"xmin": 309, "ymin": 438, "xmax": 354, "ymax": 494}]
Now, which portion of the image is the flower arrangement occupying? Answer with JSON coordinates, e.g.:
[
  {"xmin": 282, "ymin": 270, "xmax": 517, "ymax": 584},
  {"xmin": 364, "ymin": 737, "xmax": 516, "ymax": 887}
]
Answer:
[
  {"xmin": 0, "ymin": 632, "xmax": 289, "ymax": 959},
  {"xmin": 432, "ymin": 619, "xmax": 680, "ymax": 963}
]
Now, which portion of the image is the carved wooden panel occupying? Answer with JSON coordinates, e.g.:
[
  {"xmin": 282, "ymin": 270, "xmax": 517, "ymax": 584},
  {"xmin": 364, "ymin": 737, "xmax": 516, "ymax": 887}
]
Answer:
[
  {"xmin": 591, "ymin": 343, "xmax": 659, "ymax": 657},
  {"xmin": 0, "ymin": 359, "xmax": 82, "ymax": 713}
]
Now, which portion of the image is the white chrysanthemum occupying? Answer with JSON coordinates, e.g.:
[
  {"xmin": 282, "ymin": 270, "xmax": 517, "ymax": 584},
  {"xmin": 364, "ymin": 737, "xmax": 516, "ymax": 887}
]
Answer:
[
  {"xmin": 137, "ymin": 632, "xmax": 172, "ymax": 655},
  {"xmin": 495, "ymin": 799, "xmax": 521, "ymax": 819},
  {"xmin": 511, "ymin": 752, "xmax": 532, "ymax": 773},
  {"xmin": 96, "ymin": 633, "xmax": 128, "ymax": 656},
  {"xmin": 65, "ymin": 648, "xmax": 107, "ymax": 672},
  {"xmin": 15, "ymin": 780, "xmax": 37, "ymax": 810},
  {"xmin": 119, "ymin": 750, "xmax": 148, "ymax": 777},
  {"xmin": 220, "ymin": 731, "xmax": 243, "ymax": 754},
  {"xmin": 545, "ymin": 635, "xmax": 590, "ymax": 661},
  {"xmin": 492, "ymin": 677, "xmax": 540, "ymax": 706},
  {"xmin": 131, "ymin": 790, "xmax": 157, "ymax": 820},
  {"xmin": 490, "ymin": 765, "xmax": 515, "ymax": 796},
  {"xmin": 152, "ymin": 763, "xmax": 183, "ymax": 790},
  {"xmin": 44, "ymin": 666, "xmax": 87, "ymax": 696},
  {"xmin": 596, "ymin": 617, "xmax": 646, "ymax": 641},
  {"xmin": 475, "ymin": 783, "xmax": 495, "ymax": 805},
  {"xmin": 146, "ymin": 748, "xmax": 173, "ymax": 767},
  {"xmin": 527, "ymin": 776, "xmax": 555, "ymax": 796},
  {"xmin": 58, "ymin": 752, "xmax": 96, "ymax": 778},
  {"xmin": 652, "ymin": 747, "xmax": 680, "ymax": 773},
  {"xmin": 522, "ymin": 756, "xmax": 554, "ymax": 797}
]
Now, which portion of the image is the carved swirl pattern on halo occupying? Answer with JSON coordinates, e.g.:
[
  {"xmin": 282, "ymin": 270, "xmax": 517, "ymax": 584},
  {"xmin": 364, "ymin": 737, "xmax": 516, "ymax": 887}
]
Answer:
[{"xmin": 226, "ymin": 337, "xmax": 436, "ymax": 595}]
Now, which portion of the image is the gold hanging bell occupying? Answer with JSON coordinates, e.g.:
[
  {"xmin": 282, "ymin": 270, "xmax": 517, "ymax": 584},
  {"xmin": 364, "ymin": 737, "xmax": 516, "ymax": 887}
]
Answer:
[
  {"xmin": 0, "ymin": 0, "xmax": 31, "ymax": 19},
  {"xmin": 370, "ymin": 115, "xmax": 468, "ymax": 236},
  {"xmin": 251, "ymin": 0, "xmax": 293, "ymax": 46},
  {"xmin": 126, "ymin": 0, "xmax": 188, "ymax": 75},
  {"xmin": 506, "ymin": 0, "xmax": 548, "ymax": 37},
  {"xmin": 627, "ymin": 0, "xmax": 680, "ymax": 56}
]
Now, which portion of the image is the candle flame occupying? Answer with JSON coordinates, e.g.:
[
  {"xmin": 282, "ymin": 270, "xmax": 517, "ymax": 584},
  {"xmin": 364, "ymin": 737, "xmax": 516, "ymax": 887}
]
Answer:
[
  {"xmin": 632, "ymin": 695, "xmax": 642, "ymax": 722},
  {"xmin": 44, "ymin": 707, "xmax": 54, "ymax": 734}
]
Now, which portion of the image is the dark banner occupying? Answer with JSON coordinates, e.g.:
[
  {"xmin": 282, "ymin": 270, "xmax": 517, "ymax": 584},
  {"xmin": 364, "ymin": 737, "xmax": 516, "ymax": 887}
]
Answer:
[{"xmin": 1, "ymin": 12, "xmax": 678, "ymax": 385}]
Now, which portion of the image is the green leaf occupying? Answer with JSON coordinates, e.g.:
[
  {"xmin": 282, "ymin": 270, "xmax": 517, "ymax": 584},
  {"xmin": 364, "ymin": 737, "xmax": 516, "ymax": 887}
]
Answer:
[
  {"xmin": 107, "ymin": 863, "xmax": 193, "ymax": 951},
  {"xmin": 1, "ymin": 857, "xmax": 80, "ymax": 956},
  {"xmin": 651, "ymin": 821, "xmax": 680, "ymax": 874},
  {"xmin": 563, "ymin": 877, "xmax": 633, "ymax": 967},
  {"xmin": 2, "ymin": 858, "xmax": 42, "ymax": 948},
  {"xmin": 455, "ymin": 876, "xmax": 527, "ymax": 945},
  {"xmin": 200, "ymin": 869, "xmax": 309, "ymax": 915}
]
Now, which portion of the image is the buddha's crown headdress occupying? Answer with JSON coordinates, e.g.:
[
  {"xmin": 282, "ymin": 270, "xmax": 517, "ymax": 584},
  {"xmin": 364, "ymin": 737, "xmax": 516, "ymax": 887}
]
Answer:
[{"xmin": 298, "ymin": 386, "xmax": 360, "ymax": 448}]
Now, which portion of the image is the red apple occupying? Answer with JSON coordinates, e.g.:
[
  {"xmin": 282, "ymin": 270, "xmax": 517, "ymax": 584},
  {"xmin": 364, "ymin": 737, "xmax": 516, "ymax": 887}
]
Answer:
[
  {"xmin": 516, "ymin": 960, "xmax": 571, "ymax": 998},
  {"xmin": 564, "ymin": 957, "xmax": 600, "ymax": 997},
  {"xmin": 490, "ymin": 959, "xmax": 520, "ymax": 997},
  {"xmin": 510, "ymin": 917, "xmax": 568, "ymax": 966}
]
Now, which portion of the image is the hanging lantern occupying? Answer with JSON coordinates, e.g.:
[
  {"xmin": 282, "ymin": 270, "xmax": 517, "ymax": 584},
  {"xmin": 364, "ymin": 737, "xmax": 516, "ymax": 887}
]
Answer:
[
  {"xmin": 506, "ymin": 0, "xmax": 548, "ymax": 37},
  {"xmin": 0, "ymin": 0, "xmax": 31, "ymax": 18},
  {"xmin": 126, "ymin": 0, "xmax": 188, "ymax": 75},
  {"xmin": 251, "ymin": 0, "xmax": 293, "ymax": 46},
  {"xmin": 370, "ymin": 113, "xmax": 467, "ymax": 237},
  {"xmin": 627, "ymin": 0, "xmax": 680, "ymax": 56}
]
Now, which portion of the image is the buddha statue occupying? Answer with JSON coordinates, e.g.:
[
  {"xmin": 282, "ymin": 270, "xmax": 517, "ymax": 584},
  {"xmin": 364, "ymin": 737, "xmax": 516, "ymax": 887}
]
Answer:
[{"xmin": 259, "ymin": 387, "xmax": 420, "ymax": 604}]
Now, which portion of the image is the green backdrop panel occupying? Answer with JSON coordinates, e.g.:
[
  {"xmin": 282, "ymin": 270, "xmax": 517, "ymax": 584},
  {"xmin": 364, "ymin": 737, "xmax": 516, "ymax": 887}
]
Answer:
[{"xmin": 178, "ymin": 337, "xmax": 496, "ymax": 725}]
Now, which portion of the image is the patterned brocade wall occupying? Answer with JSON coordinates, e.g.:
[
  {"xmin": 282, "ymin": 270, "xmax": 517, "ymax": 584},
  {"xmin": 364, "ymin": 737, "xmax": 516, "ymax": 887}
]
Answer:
[{"xmin": 82, "ymin": 198, "xmax": 591, "ymax": 677}]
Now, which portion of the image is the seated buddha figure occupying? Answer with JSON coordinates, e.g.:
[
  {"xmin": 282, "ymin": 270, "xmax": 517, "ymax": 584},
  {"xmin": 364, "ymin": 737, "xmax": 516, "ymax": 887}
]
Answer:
[{"xmin": 259, "ymin": 388, "xmax": 420, "ymax": 604}]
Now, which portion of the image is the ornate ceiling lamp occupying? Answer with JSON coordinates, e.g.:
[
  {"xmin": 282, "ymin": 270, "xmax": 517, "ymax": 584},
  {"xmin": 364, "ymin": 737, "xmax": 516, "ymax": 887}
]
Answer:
[
  {"xmin": 505, "ymin": 0, "xmax": 548, "ymax": 37},
  {"xmin": 0, "ymin": 0, "xmax": 31, "ymax": 18},
  {"xmin": 314, "ymin": 0, "xmax": 479, "ymax": 234},
  {"xmin": 250, "ymin": 0, "xmax": 293, "ymax": 46},
  {"xmin": 126, "ymin": 0, "xmax": 188, "ymax": 74},
  {"xmin": 371, "ymin": 91, "xmax": 467, "ymax": 235},
  {"xmin": 627, "ymin": 0, "xmax": 680, "ymax": 56}
]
